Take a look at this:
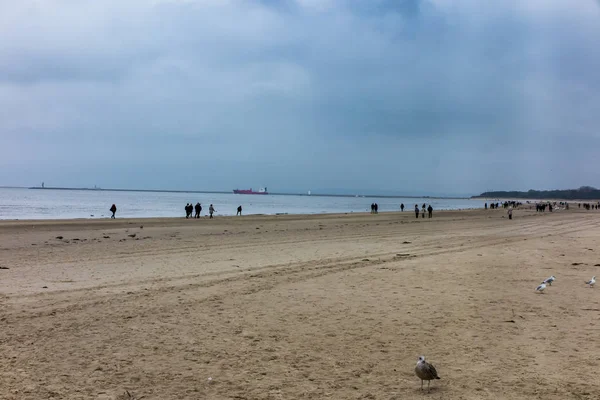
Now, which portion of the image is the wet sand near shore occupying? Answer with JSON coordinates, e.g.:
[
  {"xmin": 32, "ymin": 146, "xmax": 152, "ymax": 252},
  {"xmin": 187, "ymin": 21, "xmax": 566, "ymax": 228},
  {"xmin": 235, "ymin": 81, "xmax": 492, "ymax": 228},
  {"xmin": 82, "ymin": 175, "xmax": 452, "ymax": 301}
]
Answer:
[{"xmin": 1, "ymin": 209, "xmax": 599, "ymax": 399}]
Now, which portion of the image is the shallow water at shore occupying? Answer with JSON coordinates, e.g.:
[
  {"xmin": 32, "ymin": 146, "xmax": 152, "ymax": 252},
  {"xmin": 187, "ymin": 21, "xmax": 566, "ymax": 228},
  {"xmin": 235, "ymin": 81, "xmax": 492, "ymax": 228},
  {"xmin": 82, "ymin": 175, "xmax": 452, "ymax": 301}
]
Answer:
[{"xmin": 0, "ymin": 187, "xmax": 487, "ymax": 220}]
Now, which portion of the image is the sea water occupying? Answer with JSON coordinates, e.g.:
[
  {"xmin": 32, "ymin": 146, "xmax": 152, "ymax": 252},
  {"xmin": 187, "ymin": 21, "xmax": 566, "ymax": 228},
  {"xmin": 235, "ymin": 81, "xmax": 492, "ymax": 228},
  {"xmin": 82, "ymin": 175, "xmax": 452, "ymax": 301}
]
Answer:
[{"xmin": 0, "ymin": 188, "xmax": 488, "ymax": 220}]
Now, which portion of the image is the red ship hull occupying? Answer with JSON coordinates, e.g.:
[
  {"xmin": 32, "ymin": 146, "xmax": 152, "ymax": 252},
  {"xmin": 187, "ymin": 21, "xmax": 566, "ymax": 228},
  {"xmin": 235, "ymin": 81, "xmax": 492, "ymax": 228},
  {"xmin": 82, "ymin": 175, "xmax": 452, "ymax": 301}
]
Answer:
[{"xmin": 233, "ymin": 189, "xmax": 268, "ymax": 195}]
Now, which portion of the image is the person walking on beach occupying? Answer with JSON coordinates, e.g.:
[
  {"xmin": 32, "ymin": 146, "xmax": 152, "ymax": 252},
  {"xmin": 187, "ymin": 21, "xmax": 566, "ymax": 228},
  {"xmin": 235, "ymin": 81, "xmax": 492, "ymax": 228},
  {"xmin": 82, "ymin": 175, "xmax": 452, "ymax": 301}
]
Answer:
[
  {"xmin": 508, "ymin": 206, "xmax": 513, "ymax": 220},
  {"xmin": 185, "ymin": 203, "xmax": 190, "ymax": 219},
  {"xmin": 428, "ymin": 205, "xmax": 433, "ymax": 218},
  {"xmin": 237, "ymin": 205, "xmax": 242, "ymax": 216},
  {"xmin": 194, "ymin": 202, "xmax": 201, "ymax": 218},
  {"xmin": 374, "ymin": 203, "xmax": 379, "ymax": 214},
  {"xmin": 422, "ymin": 205, "xmax": 426, "ymax": 218},
  {"xmin": 370, "ymin": 203, "xmax": 375, "ymax": 214},
  {"xmin": 110, "ymin": 204, "xmax": 117, "ymax": 219},
  {"xmin": 401, "ymin": 203, "xmax": 404, "ymax": 212},
  {"xmin": 415, "ymin": 204, "xmax": 419, "ymax": 219},
  {"xmin": 209, "ymin": 204, "xmax": 216, "ymax": 219}
]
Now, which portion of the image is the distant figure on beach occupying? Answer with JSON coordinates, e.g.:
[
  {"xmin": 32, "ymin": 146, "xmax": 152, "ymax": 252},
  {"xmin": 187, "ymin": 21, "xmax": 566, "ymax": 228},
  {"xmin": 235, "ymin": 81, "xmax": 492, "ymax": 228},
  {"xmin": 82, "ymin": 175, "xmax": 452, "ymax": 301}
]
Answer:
[
  {"xmin": 484, "ymin": 202, "xmax": 487, "ymax": 210},
  {"xmin": 195, "ymin": 202, "xmax": 202, "ymax": 218},
  {"xmin": 415, "ymin": 204, "xmax": 419, "ymax": 219},
  {"xmin": 421, "ymin": 205, "xmax": 426, "ymax": 218},
  {"xmin": 374, "ymin": 203, "xmax": 379, "ymax": 214},
  {"xmin": 370, "ymin": 203, "xmax": 375, "ymax": 214},
  {"xmin": 237, "ymin": 205, "xmax": 242, "ymax": 216},
  {"xmin": 110, "ymin": 204, "xmax": 117, "ymax": 219},
  {"xmin": 508, "ymin": 206, "xmax": 513, "ymax": 220},
  {"xmin": 400, "ymin": 203, "xmax": 404, "ymax": 212},
  {"xmin": 209, "ymin": 204, "xmax": 216, "ymax": 219},
  {"xmin": 185, "ymin": 203, "xmax": 191, "ymax": 219},
  {"xmin": 428, "ymin": 205, "xmax": 433, "ymax": 218}
]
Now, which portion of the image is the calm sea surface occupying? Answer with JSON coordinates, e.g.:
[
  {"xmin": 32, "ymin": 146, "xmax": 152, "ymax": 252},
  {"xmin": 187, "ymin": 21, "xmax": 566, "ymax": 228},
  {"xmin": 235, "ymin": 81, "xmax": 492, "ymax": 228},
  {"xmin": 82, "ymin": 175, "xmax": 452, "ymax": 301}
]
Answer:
[{"xmin": 0, "ymin": 188, "xmax": 487, "ymax": 220}]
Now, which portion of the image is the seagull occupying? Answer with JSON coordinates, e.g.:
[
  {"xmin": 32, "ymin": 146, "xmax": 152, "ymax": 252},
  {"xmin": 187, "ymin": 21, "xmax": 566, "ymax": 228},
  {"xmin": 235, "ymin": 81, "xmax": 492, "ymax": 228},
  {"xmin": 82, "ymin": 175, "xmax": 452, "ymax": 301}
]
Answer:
[
  {"xmin": 535, "ymin": 282, "xmax": 547, "ymax": 294},
  {"xmin": 543, "ymin": 276, "xmax": 556, "ymax": 286},
  {"xmin": 585, "ymin": 276, "xmax": 596, "ymax": 288},
  {"xmin": 415, "ymin": 356, "xmax": 440, "ymax": 392}
]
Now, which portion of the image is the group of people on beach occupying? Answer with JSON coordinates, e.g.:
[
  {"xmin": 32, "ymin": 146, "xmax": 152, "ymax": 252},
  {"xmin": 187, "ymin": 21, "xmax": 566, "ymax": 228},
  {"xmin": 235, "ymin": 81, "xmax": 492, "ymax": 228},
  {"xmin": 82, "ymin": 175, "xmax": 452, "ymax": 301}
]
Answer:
[
  {"xmin": 184, "ymin": 203, "xmax": 245, "ymax": 218},
  {"xmin": 580, "ymin": 203, "xmax": 599, "ymax": 210},
  {"xmin": 108, "ymin": 203, "xmax": 244, "ymax": 219},
  {"xmin": 484, "ymin": 201, "xmax": 521, "ymax": 219},
  {"xmin": 414, "ymin": 204, "xmax": 433, "ymax": 219},
  {"xmin": 536, "ymin": 203, "xmax": 554, "ymax": 212},
  {"xmin": 372, "ymin": 202, "xmax": 434, "ymax": 218},
  {"xmin": 113, "ymin": 199, "xmax": 600, "ymax": 221},
  {"xmin": 185, "ymin": 203, "xmax": 217, "ymax": 219},
  {"xmin": 484, "ymin": 201, "xmax": 523, "ymax": 210}
]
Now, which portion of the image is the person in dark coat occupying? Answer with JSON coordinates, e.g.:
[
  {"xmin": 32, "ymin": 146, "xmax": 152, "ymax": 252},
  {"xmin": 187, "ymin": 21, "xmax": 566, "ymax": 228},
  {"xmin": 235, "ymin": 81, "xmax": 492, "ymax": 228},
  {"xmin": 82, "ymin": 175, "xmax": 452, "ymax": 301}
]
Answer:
[
  {"xmin": 428, "ymin": 205, "xmax": 433, "ymax": 218},
  {"xmin": 400, "ymin": 203, "xmax": 404, "ymax": 212},
  {"xmin": 110, "ymin": 204, "xmax": 117, "ymax": 219},
  {"xmin": 195, "ymin": 202, "xmax": 201, "ymax": 218},
  {"xmin": 415, "ymin": 204, "xmax": 419, "ymax": 219},
  {"xmin": 237, "ymin": 205, "xmax": 242, "ymax": 216}
]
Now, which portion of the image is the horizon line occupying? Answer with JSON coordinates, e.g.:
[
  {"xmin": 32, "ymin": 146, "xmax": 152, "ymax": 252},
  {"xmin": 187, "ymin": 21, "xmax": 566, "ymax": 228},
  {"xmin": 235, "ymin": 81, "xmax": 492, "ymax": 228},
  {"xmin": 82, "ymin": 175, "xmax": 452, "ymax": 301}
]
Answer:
[{"xmin": 1, "ymin": 185, "xmax": 474, "ymax": 200}]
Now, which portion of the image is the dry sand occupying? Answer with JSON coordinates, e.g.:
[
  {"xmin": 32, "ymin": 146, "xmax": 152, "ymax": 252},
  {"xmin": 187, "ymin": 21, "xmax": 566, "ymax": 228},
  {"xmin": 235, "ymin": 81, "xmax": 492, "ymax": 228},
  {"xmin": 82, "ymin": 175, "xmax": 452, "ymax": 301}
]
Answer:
[{"xmin": 1, "ymin": 208, "xmax": 599, "ymax": 399}]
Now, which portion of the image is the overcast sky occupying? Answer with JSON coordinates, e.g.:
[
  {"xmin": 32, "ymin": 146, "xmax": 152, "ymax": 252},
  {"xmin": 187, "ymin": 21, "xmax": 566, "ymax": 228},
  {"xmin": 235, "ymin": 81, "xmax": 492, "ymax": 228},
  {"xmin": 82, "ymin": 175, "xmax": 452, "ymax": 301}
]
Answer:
[{"xmin": 1, "ymin": 0, "xmax": 599, "ymax": 196}]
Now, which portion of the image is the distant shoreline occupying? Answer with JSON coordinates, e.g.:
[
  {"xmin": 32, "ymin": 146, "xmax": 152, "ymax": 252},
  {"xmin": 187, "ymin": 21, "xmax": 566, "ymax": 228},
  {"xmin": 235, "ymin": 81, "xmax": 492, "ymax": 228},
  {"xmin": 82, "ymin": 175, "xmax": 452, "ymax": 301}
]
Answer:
[
  {"xmin": 471, "ymin": 196, "xmax": 600, "ymax": 202},
  {"xmin": 473, "ymin": 187, "xmax": 600, "ymax": 201},
  {"xmin": 23, "ymin": 186, "xmax": 471, "ymax": 200}
]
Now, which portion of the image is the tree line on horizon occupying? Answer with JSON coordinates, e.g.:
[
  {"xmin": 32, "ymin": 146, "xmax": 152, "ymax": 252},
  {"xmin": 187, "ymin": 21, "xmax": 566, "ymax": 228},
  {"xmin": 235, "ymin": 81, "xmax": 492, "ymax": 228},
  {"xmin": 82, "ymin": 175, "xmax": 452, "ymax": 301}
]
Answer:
[{"xmin": 473, "ymin": 186, "xmax": 600, "ymax": 200}]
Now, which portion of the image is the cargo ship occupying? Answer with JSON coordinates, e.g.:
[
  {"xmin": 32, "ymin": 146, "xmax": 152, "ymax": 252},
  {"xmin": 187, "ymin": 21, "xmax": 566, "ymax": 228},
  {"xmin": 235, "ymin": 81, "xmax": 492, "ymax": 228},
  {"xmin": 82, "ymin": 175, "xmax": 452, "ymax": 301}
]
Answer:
[{"xmin": 233, "ymin": 187, "xmax": 268, "ymax": 195}]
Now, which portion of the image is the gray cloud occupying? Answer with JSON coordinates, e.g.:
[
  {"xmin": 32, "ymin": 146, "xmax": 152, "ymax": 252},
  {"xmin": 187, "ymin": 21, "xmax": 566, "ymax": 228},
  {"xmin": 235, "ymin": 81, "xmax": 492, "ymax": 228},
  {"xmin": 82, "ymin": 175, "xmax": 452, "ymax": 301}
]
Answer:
[{"xmin": 1, "ymin": 0, "xmax": 599, "ymax": 195}]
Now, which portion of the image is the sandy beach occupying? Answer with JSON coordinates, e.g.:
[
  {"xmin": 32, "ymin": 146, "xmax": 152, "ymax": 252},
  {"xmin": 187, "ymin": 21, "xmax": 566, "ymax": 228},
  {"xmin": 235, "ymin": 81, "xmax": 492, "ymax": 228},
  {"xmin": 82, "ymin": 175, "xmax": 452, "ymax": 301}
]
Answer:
[{"xmin": 1, "ymin": 208, "xmax": 599, "ymax": 399}]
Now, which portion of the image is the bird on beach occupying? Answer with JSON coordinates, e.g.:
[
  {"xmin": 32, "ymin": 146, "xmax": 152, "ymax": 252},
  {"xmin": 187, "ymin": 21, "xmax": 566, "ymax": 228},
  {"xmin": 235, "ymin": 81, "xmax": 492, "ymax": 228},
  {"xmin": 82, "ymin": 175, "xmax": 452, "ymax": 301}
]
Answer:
[
  {"xmin": 535, "ymin": 282, "xmax": 547, "ymax": 294},
  {"xmin": 543, "ymin": 276, "xmax": 556, "ymax": 286},
  {"xmin": 585, "ymin": 276, "xmax": 596, "ymax": 288},
  {"xmin": 415, "ymin": 356, "xmax": 440, "ymax": 392}
]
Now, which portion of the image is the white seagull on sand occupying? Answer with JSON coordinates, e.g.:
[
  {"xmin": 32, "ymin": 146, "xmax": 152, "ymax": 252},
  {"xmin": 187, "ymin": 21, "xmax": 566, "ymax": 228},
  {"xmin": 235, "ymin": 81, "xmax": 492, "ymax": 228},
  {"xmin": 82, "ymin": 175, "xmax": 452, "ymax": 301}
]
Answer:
[
  {"xmin": 415, "ymin": 356, "xmax": 440, "ymax": 392},
  {"xmin": 543, "ymin": 276, "xmax": 556, "ymax": 286},
  {"xmin": 585, "ymin": 276, "xmax": 596, "ymax": 288},
  {"xmin": 535, "ymin": 282, "xmax": 547, "ymax": 293}
]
